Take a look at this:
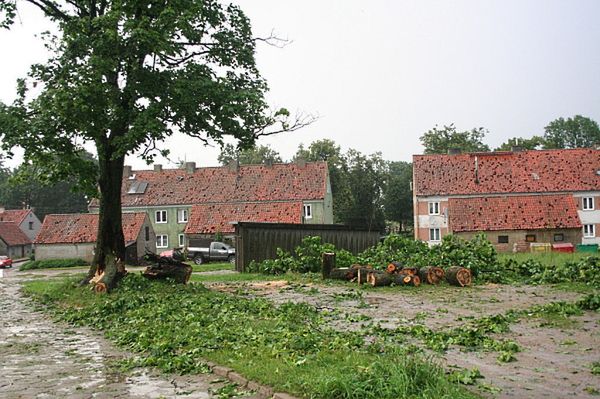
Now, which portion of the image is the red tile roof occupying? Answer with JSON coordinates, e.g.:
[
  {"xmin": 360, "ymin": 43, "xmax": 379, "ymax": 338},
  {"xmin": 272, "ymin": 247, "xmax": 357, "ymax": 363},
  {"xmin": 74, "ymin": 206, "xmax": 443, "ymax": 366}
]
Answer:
[
  {"xmin": 414, "ymin": 149, "xmax": 600, "ymax": 196},
  {"xmin": 90, "ymin": 162, "xmax": 328, "ymax": 208},
  {"xmin": 0, "ymin": 209, "xmax": 31, "ymax": 225},
  {"xmin": 0, "ymin": 222, "xmax": 32, "ymax": 246},
  {"xmin": 35, "ymin": 213, "xmax": 147, "ymax": 245},
  {"xmin": 185, "ymin": 202, "xmax": 303, "ymax": 234},
  {"xmin": 448, "ymin": 195, "xmax": 582, "ymax": 232}
]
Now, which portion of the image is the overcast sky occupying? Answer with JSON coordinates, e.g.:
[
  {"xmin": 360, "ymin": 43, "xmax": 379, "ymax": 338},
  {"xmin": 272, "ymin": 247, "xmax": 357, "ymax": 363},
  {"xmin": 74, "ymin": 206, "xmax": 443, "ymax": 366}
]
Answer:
[{"xmin": 1, "ymin": 0, "xmax": 600, "ymax": 169}]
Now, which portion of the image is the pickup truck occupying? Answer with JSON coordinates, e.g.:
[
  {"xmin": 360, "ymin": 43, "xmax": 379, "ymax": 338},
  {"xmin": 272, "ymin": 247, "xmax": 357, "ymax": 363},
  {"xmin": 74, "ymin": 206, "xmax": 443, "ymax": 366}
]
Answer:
[{"xmin": 187, "ymin": 241, "xmax": 236, "ymax": 265}]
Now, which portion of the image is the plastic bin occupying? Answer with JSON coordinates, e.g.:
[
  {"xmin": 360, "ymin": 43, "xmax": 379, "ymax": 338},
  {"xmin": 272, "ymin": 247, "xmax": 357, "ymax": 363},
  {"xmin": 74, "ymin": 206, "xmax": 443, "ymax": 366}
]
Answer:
[
  {"xmin": 576, "ymin": 244, "xmax": 599, "ymax": 253},
  {"xmin": 552, "ymin": 243, "xmax": 574, "ymax": 253},
  {"xmin": 530, "ymin": 243, "xmax": 551, "ymax": 253}
]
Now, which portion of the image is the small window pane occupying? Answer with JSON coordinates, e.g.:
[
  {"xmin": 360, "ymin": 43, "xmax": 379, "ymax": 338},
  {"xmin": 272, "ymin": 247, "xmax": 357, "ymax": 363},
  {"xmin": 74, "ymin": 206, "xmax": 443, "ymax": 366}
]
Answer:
[
  {"xmin": 584, "ymin": 224, "xmax": 596, "ymax": 238},
  {"xmin": 583, "ymin": 197, "xmax": 594, "ymax": 211},
  {"xmin": 525, "ymin": 234, "xmax": 536, "ymax": 242},
  {"xmin": 553, "ymin": 233, "xmax": 564, "ymax": 242},
  {"xmin": 498, "ymin": 235, "xmax": 509, "ymax": 244}
]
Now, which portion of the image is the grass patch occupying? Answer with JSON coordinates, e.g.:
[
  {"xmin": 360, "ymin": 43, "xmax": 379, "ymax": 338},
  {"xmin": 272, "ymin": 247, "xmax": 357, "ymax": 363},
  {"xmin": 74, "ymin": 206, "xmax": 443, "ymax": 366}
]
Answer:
[
  {"xmin": 23, "ymin": 275, "xmax": 479, "ymax": 399},
  {"xmin": 20, "ymin": 258, "xmax": 89, "ymax": 271},
  {"xmin": 191, "ymin": 263, "xmax": 234, "ymax": 273},
  {"xmin": 498, "ymin": 252, "xmax": 590, "ymax": 267}
]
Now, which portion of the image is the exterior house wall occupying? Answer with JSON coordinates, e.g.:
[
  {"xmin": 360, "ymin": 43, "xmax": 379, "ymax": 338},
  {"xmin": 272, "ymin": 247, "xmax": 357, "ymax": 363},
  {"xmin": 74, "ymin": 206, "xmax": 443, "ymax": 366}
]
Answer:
[
  {"xmin": 414, "ymin": 197, "xmax": 449, "ymax": 243},
  {"xmin": 574, "ymin": 192, "xmax": 600, "ymax": 245},
  {"xmin": 0, "ymin": 239, "xmax": 7, "ymax": 256},
  {"xmin": 0, "ymin": 240, "xmax": 32, "ymax": 258},
  {"xmin": 135, "ymin": 218, "xmax": 157, "ymax": 257},
  {"xmin": 302, "ymin": 200, "xmax": 327, "ymax": 224},
  {"xmin": 18, "ymin": 212, "xmax": 42, "ymax": 242},
  {"xmin": 35, "ymin": 243, "xmax": 95, "ymax": 262},
  {"xmin": 455, "ymin": 228, "xmax": 582, "ymax": 252}
]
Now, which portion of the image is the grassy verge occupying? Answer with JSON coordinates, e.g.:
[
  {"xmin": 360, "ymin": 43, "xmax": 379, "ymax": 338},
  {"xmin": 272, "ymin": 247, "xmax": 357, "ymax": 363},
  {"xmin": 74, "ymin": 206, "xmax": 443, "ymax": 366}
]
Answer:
[
  {"xmin": 498, "ymin": 252, "xmax": 591, "ymax": 266},
  {"xmin": 20, "ymin": 258, "xmax": 89, "ymax": 271},
  {"xmin": 190, "ymin": 262, "xmax": 234, "ymax": 273},
  {"xmin": 23, "ymin": 275, "xmax": 479, "ymax": 399}
]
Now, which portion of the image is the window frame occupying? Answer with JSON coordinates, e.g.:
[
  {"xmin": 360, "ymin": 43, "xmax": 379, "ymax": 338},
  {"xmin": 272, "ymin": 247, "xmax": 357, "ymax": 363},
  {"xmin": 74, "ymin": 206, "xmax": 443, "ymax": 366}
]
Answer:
[
  {"xmin": 156, "ymin": 234, "xmax": 169, "ymax": 248},
  {"xmin": 428, "ymin": 202, "xmax": 440, "ymax": 215},
  {"xmin": 28, "ymin": 221, "xmax": 34, "ymax": 230},
  {"xmin": 303, "ymin": 204, "xmax": 313, "ymax": 219},
  {"xmin": 429, "ymin": 228, "xmax": 441, "ymax": 242},
  {"xmin": 583, "ymin": 197, "xmax": 595, "ymax": 211},
  {"xmin": 584, "ymin": 224, "xmax": 596, "ymax": 238},
  {"xmin": 145, "ymin": 226, "xmax": 150, "ymax": 242},
  {"xmin": 497, "ymin": 235, "xmax": 509, "ymax": 244},
  {"xmin": 525, "ymin": 234, "xmax": 536, "ymax": 242},
  {"xmin": 178, "ymin": 234, "xmax": 185, "ymax": 247},
  {"xmin": 155, "ymin": 210, "xmax": 168, "ymax": 224},
  {"xmin": 177, "ymin": 209, "xmax": 188, "ymax": 223},
  {"xmin": 553, "ymin": 233, "xmax": 565, "ymax": 242}
]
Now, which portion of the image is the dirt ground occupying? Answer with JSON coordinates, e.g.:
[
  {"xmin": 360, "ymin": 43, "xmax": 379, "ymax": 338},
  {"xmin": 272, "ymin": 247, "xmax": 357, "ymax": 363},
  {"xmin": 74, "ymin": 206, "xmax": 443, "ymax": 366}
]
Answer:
[
  {"xmin": 0, "ymin": 266, "xmax": 259, "ymax": 399},
  {"xmin": 207, "ymin": 279, "xmax": 600, "ymax": 399}
]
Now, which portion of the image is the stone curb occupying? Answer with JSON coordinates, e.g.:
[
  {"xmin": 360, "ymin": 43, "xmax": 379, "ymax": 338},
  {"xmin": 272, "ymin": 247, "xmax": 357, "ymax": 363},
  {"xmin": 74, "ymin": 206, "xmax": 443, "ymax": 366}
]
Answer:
[{"xmin": 208, "ymin": 362, "xmax": 299, "ymax": 399}]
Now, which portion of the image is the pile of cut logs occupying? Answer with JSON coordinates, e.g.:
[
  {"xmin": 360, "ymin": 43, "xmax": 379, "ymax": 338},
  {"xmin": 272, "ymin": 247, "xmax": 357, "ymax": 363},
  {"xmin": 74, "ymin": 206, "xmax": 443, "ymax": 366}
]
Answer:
[{"xmin": 325, "ymin": 258, "xmax": 472, "ymax": 288}]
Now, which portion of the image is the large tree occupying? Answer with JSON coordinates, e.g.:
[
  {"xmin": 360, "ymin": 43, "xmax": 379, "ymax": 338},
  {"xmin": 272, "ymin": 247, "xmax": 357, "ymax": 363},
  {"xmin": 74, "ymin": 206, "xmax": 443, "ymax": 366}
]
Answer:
[
  {"xmin": 0, "ymin": 1, "xmax": 308, "ymax": 290},
  {"xmin": 494, "ymin": 136, "xmax": 545, "ymax": 151},
  {"xmin": 420, "ymin": 124, "xmax": 490, "ymax": 154},
  {"xmin": 543, "ymin": 115, "xmax": 600, "ymax": 149},
  {"xmin": 217, "ymin": 143, "xmax": 282, "ymax": 165},
  {"xmin": 383, "ymin": 161, "xmax": 413, "ymax": 231}
]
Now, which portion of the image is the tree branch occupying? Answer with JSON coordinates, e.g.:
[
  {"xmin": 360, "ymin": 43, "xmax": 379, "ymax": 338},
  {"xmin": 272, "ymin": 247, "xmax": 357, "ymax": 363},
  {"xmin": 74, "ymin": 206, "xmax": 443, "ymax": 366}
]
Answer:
[
  {"xmin": 255, "ymin": 29, "xmax": 292, "ymax": 48},
  {"xmin": 25, "ymin": 0, "xmax": 71, "ymax": 21}
]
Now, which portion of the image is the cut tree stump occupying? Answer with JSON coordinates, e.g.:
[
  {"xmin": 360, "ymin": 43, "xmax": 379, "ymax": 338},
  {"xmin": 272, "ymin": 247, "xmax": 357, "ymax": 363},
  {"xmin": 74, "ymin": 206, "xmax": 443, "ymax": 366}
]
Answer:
[
  {"xmin": 321, "ymin": 252, "xmax": 336, "ymax": 279},
  {"xmin": 399, "ymin": 267, "xmax": 418, "ymax": 276},
  {"xmin": 393, "ymin": 273, "xmax": 421, "ymax": 287},
  {"xmin": 385, "ymin": 261, "xmax": 403, "ymax": 274},
  {"xmin": 418, "ymin": 266, "xmax": 445, "ymax": 285},
  {"xmin": 357, "ymin": 266, "xmax": 374, "ymax": 285},
  {"xmin": 445, "ymin": 266, "xmax": 472, "ymax": 287},
  {"xmin": 367, "ymin": 272, "xmax": 392, "ymax": 287},
  {"xmin": 142, "ymin": 253, "xmax": 192, "ymax": 284}
]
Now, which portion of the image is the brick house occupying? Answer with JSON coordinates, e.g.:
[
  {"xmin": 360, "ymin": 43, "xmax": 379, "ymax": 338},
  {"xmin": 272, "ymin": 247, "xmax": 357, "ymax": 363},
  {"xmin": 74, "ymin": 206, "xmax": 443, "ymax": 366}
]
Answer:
[
  {"xmin": 89, "ymin": 160, "xmax": 333, "ymax": 251},
  {"xmin": 35, "ymin": 213, "xmax": 156, "ymax": 263},
  {"xmin": 0, "ymin": 207, "xmax": 42, "ymax": 242},
  {"xmin": 0, "ymin": 221, "xmax": 33, "ymax": 258},
  {"xmin": 412, "ymin": 148, "xmax": 600, "ymax": 250}
]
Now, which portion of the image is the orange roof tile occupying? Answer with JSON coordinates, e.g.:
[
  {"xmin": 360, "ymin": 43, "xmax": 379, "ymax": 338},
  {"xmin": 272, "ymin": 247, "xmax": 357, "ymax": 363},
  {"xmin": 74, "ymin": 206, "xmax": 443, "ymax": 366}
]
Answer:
[
  {"xmin": 185, "ymin": 202, "xmax": 303, "ymax": 234},
  {"xmin": 448, "ymin": 195, "xmax": 582, "ymax": 232},
  {"xmin": 414, "ymin": 148, "xmax": 600, "ymax": 196},
  {"xmin": 90, "ymin": 162, "xmax": 328, "ymax": 208},
  {"xmin": 0, "ymin": 209, "xmax": 31, "ymax": 225},
  {"xmin": 35, "ymin": 213, "xmax": 147, "ymax": 245},
  {"xmin": 0, "ymin": 222, "xmax": 32, "ymax": 246}
]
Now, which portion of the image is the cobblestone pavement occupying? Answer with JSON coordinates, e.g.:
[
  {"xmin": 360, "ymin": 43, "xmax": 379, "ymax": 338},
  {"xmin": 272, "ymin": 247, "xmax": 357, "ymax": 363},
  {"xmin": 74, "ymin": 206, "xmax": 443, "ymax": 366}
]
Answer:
[{"xmin": 0, "ymin": 266, "xmax": 258, "ymax": 399}]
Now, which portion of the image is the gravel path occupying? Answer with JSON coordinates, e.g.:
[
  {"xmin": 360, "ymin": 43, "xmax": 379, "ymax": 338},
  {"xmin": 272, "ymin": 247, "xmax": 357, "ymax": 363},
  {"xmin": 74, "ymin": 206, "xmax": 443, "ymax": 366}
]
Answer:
[{"xmin": 0, "ymin": 266, "xmax": 256, "ymax": 399}]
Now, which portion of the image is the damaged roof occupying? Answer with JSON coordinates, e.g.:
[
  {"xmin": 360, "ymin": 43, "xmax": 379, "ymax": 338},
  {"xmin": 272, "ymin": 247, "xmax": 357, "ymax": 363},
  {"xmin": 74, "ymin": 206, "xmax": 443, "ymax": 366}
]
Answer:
[
  {"xmin": 185, "ymin": 202, "xmax": 303, "ymax": 234},
  {"xmin": 448, "ymin": 195, "xmax": 582, "ymax": 232},
  {"xmin": 35, "ymin": 213, "xmax": 148, "ymax": 245},
  {"xmin": 0, "ymin": 209, "xmax": 32, "ymax": 225},
  {"xmin": 413, "ymin": 148, "xmax": 600, "ymax": 196},
  {"xmin": 0, "ymin": 222, "xmax": 32, "ymax": 246}
]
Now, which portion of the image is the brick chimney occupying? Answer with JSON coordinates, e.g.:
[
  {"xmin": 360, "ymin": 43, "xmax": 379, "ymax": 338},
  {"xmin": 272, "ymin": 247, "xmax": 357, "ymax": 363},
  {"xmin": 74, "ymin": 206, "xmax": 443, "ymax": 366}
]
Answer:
[
  {"xmin": 154, "ymin": 164, "xmax": 163, "ymax": 172},
  {"xmin": 296, "ymin": 158, "xmax": 306, "ymax": 168},
  {"xmin": 185, "ymin": 162, "xmax": 196, "ymax": 174},
  {"xmin": 123, "ymin": 165, "xmax": 132, "ymax": 178}
]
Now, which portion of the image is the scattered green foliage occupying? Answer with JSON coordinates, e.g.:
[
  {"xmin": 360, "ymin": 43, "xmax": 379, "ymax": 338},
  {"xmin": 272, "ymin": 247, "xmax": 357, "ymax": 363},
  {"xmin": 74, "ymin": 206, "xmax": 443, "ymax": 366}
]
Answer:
[
  {"xmin": 23, "ymin": 275, "xmax": 478, "ymax": 399},
  {"xmin": 447, "ymin": 368, "xmax": 484, "ymax": 385},
  {"xmin": 20, "ymin": 258, "xmax": 89, "ymax": 271},
  {"xmin": 590, "ymin": 362, "xmax": 600, "ymax": 375}
]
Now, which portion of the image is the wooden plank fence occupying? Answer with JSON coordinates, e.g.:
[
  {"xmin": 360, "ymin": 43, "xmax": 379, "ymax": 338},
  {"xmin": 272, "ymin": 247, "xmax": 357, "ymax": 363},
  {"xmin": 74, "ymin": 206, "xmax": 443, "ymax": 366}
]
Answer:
[{"xmin": 234, "ymin": 222, "xmax": 381, "ymax": 272}]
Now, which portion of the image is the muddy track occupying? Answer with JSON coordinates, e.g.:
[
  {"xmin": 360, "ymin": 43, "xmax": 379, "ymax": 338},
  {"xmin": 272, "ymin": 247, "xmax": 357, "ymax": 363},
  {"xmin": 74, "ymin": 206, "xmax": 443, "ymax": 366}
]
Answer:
[{"xmin": 0, "ymin": 268, "xmax": 256, "ymax": 399}]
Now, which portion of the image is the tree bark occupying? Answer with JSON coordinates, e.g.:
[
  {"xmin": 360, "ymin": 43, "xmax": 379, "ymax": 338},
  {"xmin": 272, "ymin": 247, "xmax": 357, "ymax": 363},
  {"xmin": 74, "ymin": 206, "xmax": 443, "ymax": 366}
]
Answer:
[
  {"xmin": 393, "ymin": 273, "xmax": 421, "ymax": 287},
  {"xmin": 367, "ymin": 272, "xmax": 392, "ymax": 287},
  {"xmin": 446, "ymin": 266, "xmax": 472, "ymax": 287},
  {"xmin": 418, "ymin": 266, "xmax": 445, "ymax": 285},
  {"xmin": 321, "ymin": 252, "xmax": 336, "ymax": 279},
  {"xmin": 143, "ymin": 253, "xmax": 192, "ymax": 284},
  {"xmin": 82, "ymin": 147, "xmax": 127, "ymax": 292}
]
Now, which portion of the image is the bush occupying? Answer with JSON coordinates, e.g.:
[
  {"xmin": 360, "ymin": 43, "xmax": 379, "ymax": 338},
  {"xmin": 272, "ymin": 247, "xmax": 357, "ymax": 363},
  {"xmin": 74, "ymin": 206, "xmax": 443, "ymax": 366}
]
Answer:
[{"xmin": 20, "ymin": 258, "xmax": 89, "ymax": 271}]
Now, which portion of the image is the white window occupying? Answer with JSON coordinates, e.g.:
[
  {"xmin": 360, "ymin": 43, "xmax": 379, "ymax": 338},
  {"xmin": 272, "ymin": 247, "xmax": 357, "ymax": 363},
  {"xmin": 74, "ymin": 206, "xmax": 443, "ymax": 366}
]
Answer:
[
  {"xmin": 178, "ymin": 234, "xmax": 185, "ymax": 247},
  {"xmin": 177, "ymin": 209, "xmax": 188, "ymax": 223},
  {"xmin": 156, "ymin": 235, "xmax": 169, "ymax": 248},
  {"xmin": 303, "ymin": 204, "xmax": 312, "ymax": 219},
  {"xmin": 584, "ymin": 224, "xmax": 596, "ymax": 238},
  {"xmin": 583, "ymin": 197, "xmax": 595, "ymax": 211},
  {"xmin": 428, "ymin": 202, "xmax": 440, "ymax": 215},
  {"xmin": 155, "ymin": 210, "xmax": 167, "ymax": 223},
  {"xmin": 429, "ymin": 228, "xmax": 441, "ymax": 242}
]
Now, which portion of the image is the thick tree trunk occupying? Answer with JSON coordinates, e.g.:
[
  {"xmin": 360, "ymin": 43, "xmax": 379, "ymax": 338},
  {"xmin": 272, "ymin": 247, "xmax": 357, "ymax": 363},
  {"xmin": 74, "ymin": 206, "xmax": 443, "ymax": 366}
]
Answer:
[
  {"xmin": 143, "ymin": 253, "xmax": 192, "ymax": 284},
  {"xmin": 82, "ymin": 148, "xmax": 127, "ymax": 292},
  {"xmin": 321, "ymin": 252, "xmax": 336, "ymax": 279},
  {"xmin": 418, "ymin": 266, "xmax": 445, "ymax": 285},
  {"xmin": 446, "ymin": 266, "xmax": 472, "ymax": 287}
]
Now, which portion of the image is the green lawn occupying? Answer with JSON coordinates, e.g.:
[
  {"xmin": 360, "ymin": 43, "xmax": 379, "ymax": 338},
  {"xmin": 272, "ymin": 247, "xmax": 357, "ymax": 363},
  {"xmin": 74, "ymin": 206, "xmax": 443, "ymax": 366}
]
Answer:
[
  {"xmin": 190, "ymin": 262, "xmax": 234, "ymax": 273},
  {"xmin": 498, "ymin": 251, "xmax": 592, "ymax": 266}
]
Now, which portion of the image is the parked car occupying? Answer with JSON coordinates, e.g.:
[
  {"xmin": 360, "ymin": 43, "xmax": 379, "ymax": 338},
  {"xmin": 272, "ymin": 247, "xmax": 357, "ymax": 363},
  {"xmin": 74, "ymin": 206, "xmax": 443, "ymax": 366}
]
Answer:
[
  {"xmin": 187, "ymin": 242, "xmax": 235, "ymax": 265},
  {"xmin": 0, "ymin": 256, "xmax": 13, "ymax": 268}
]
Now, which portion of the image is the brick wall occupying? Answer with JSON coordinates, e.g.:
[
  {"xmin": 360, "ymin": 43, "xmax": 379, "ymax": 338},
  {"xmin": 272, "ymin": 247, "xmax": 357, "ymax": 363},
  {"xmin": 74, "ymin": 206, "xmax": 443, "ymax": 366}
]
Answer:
[{"xmin": 455, "ymin": 228, "xmax": 582, "ymax": 252}]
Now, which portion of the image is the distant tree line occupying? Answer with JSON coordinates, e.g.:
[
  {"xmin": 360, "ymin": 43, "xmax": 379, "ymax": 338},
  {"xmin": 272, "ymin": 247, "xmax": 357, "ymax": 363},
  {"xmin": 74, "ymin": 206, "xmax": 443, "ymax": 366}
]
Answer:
[{"xmin": 420, "ymin": 115, "xmax": 600, "ymax": 154}]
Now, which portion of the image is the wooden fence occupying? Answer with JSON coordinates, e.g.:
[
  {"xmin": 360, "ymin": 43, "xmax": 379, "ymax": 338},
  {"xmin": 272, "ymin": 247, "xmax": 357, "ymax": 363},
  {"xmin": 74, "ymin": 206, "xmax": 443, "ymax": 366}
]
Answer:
[{"xmin": 234, "ymin": 222, "xmax": 381, "ymax": 272}]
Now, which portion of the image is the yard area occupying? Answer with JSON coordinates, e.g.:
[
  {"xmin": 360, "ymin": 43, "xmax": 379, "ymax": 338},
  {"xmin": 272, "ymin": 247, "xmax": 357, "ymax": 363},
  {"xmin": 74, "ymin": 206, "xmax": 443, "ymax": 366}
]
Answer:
[{"xmin": 19, "ymin": 263, "xmax": 600, "ymax": 399}]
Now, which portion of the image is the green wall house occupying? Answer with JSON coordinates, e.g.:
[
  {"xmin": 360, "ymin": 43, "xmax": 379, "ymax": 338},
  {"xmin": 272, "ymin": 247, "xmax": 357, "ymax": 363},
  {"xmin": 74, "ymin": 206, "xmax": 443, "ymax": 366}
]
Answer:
[{"xmin": 89, "ymin": 160, "xmax": 333, "ymax": 251}]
